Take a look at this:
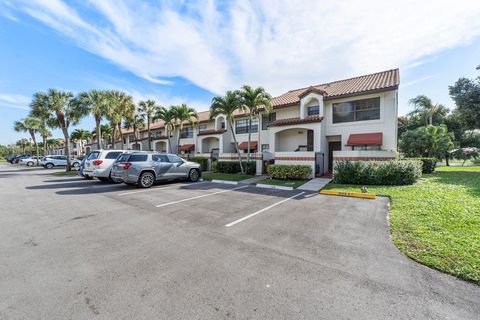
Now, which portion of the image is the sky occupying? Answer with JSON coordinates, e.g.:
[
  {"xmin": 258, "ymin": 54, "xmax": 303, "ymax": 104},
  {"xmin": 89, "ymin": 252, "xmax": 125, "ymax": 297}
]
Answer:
[{"xmin": 1, "ymin": 0, "xmax": 480, "ymax": 145}]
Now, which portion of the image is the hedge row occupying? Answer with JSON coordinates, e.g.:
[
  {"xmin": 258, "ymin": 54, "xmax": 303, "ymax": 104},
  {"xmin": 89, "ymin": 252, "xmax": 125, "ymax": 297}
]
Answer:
[
  {"xmin": 333, "ymin": 160, "xmax": 422, "ymax": 185},
  {"xmin": 267, "ymin": 164, "xmax": 312, "ymax": 180},
  {"xmin": 188, "ymin": 157, "xmax": 209, "ymax": 171},
  {"xmin": 215, "ymin": 161, "xmax": 256, "ymax": 175},
  {"xmin": 404, "ymin": 157, "xmax": 436, "ymax": 173}
]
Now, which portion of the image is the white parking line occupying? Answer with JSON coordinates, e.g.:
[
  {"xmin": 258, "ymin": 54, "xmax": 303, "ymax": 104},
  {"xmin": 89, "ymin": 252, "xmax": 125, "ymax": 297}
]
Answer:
[
  {"xmin": 117, "ymin": 182, "xmax": 206, "ymax": 196},
  {"xmin": 155, "ymin": 185, "xmax": 248, "ymax": 208},
  {"xmin": 225, "ymin": 192, "xmax": 305, "ymax": 227}
]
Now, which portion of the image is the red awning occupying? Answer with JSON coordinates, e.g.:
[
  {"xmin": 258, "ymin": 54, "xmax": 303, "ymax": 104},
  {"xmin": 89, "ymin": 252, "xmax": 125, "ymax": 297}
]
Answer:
[
  {"xmin": 178, "ymin": 144, "xmax": 195, "ymax": 151},
  {"xmin": 346, "ymin": 133, "xmax": 382, "ymax": 146},
  {"xmin": 238, "ymin": 141, "xmax": 258, "ymax": 150}
]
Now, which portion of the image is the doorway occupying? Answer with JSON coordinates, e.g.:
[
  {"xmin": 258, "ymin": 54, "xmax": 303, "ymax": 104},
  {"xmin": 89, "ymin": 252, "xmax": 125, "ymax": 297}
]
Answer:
[{"xmin": 328, "ymin": 141, "xmax": 342, "ymax": 172}]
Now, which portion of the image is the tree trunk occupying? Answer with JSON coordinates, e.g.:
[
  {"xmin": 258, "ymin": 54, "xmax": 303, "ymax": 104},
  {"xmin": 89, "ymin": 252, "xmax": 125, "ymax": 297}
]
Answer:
[
  {"xmin": 177, "ymin": 127, "xmax": 182, "ymax": 156},
  {"xmin": 42, "ymin": 136, "xmax": 47, "ymax": 156},
  {"xmin": 112, "ymin": 125, "xmax": 117, "ymax": 150},
  {"xmin": 229, "ymin": 120, "xmax": 244, "ymax": 174},
  {"xmin": 62, "ymin": 127, "xmax": 71, "ymax": 171},
  {"xmin": 167, "ymin": 128, "xmax": 172, "ymax": 154},
  {"xmin": 445, "ymin": 153, "xmax": 450, "ymax": 166},
  {"xmin": 95, "ymin": 118, "xmax": 101, "ymax": 149},
  {"xmin": 147, "ymin": 118, "xmax": 152, "ymax": 151},
  {"xmin": 119, "ymin": 125, "xmax": 125, "ymax": 150},
  {"xmin": 247, "ymin": 117, "xmax": 252, "ymax": 162}
]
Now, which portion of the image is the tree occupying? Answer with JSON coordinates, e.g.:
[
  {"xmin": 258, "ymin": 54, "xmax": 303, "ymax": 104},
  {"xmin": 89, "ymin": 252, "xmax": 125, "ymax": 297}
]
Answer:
[
  {"xmin": 173, "ymin": 104, "xmax": 198, "ymax": 155},
  {"xmin": 105, "ymin": 91, "xmax": 134, "ymax": 150},
  {"xmin": 71, "ymin": 129, "xmax": 91, "ymax": 155},
  {"xmin": 16, "ymin": 138, "xmax": 30, "ymax": 154},
  {"xmin": 449, "ymin": 147, "xmax": 479, "ymax": 166},
  {"xmin": 100, "ymin": 124, "xmax": 113, "ymax": 148},
  {"xmin": 14, "ymin": 117, "xmax": 41, "ymax": 165},
  {"xmin": 399, "ymin": 125, "xmax": 454, "ymax": 160},
  {"xmin": 138, "ymin": 100, "xmax": 160, "ymax": 151},
  {"xmin": 154, "ymin": 106, "xmax": 177, "ymax": 153},
  {"xmin": 31, "ymin": 89, "xmax": 88, "ymax": 171},
  {"xmin": 408, "ymin": 95, "xmax": 448, "ymax": 126},
  {"xmin": 210, "ymin": 91, "xmax": 245, "ymax": 174},
  {"xmin": 449, "ymin": 67, "xmax": 480, "ymax": 132},
  {"xmin": 124, "ymin": 112, "xmax": 145, "ymax": 142},
  {"xmin": 237, "ymin": 85, "xmax": 272, "ymax": 161},
  {"xmin": 46, "ymin": 138, "xmax": 62, "ymax": 153},
  {"xmin": 38, "ymin": 124, "xmax": 52, "ymax": 156},
  {"xmin": 76, "ymin": 90, "xmax": 110, "ymax": 149}
]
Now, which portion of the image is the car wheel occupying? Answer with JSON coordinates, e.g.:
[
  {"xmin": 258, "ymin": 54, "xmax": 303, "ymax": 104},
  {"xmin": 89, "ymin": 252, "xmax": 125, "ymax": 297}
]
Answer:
[
  {"xmin": 138, "ymin": 171, "xmax": 155, "ymax": 188},
  {"xmin": 188, "ymin": 169, "xmax": 200, "ymax": 182},
  {"xmin": 72, "ymin": 162, "xmax": 80, "ymax": 168},
  {"xmin": 45, "ymin": 163, "xmax": 54, "ymax": 169},
  {"xmin": 27, "ymin": 161, "xmax": 34, "ymax": 167}
]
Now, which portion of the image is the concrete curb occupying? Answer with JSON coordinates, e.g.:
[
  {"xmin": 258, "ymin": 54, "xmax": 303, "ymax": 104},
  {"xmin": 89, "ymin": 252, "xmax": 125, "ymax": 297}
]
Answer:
[
  {"xmin": 211, "ymin": 179, "xmax": 239, "ymax": 185},
  {"xmin": 256, "ymin": 183, "xmax": 294, "ymax": 191}
]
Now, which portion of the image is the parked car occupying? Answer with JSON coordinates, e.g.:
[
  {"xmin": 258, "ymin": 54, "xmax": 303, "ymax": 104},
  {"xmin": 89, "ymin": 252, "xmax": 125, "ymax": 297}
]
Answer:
[
  {"xmin": 12, "ymin": 154, "xmax": 32, "ymax": 164},
  {"xmin": 41, "ymin": 155, "xmax": 80, "ymax": 169},
  {"xmin": 111, "ymin": 152, "xmax": 201, "ymax": 188},
  {"xmin": 6, "ymin": 155, "xmax": 16, "ymax": 163},
  {"xmin": 82, "ymin": 150, "xmax": 125, "ymax": 182},
  {"xmin": 77, "ymin": 157, "xmax": 93, "ymax": 179},
  {"xmin": 19, "ymin": 156, "xmax": 44, "ymax": 166}
]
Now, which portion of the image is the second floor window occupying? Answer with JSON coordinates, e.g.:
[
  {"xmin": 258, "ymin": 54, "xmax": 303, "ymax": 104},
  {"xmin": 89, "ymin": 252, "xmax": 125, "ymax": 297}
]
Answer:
[
  {"xmin": 307, "ymin": 105, "xmax": 319, "ymax": 116},
  {"xmin": 235, "ymin": 118, "xmax": 258, "ymax": 134},
  {"xmin": 180, "ymin": 127, "xmax": 193, "ymax": 138},
  {"xmin": 332, "ymin": 97, "xmax": 380, "ymax": 124},
  {"xmin": 262, "ymin": 112, "xmax": 276, "ymax": 130},
  {"xmin": 198, "ymin": 125, "xmax": 207, "ymax": 133}
]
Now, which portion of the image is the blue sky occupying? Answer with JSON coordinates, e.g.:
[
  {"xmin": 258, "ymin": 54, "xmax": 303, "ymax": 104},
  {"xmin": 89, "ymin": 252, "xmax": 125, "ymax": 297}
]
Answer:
[{"xmin": 1, "ymin": 0, "xmax": 480, "ymax": 145}]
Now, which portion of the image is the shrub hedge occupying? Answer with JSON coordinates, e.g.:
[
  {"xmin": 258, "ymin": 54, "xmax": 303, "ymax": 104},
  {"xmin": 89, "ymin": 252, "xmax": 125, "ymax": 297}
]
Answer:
[
  {"xmin": 188, "ymin": 157, "xmax": 209, "ymax": 171},
  {"xmin": 333, "ymin": 160, "xmax": 422, "ymax": 185},
  {"xmin": 215, "ymin": 161, "xmax": 256, "ymax": 175},
  {"xmin": 267, "ymin": 164, "xmax": 312, "ymax": 180},
  {"xmin": 405, "ymin": 157, "xmax": 436, "ymax": 174}
]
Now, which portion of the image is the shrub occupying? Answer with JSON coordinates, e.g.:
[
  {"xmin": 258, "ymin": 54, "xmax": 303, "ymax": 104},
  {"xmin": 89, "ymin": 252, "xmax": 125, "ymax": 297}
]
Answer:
[
  {"xmin": 215, "ymin": 161, "xmax": 256, "ymax": 175},
  {"xmin": 405, "ymin": 157, "xmax": 436, "ymax": 173},
  {"xmin": 333, "ymin": 160, "xmax": 422, "ymax": 185},
  {"xmin": 267, "ymin": 164, "xmax": 312, "ymax": 180},
  {"xmin": 188, "ymin": 157, "xmax": 208, "ymax": 171}
]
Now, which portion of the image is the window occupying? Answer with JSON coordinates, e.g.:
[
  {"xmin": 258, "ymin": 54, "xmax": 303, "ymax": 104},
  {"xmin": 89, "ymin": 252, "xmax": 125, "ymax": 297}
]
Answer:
[
  {"xmin": 151, "ymin": 130, "xmax": 163, "ymax": 138},
  {"xmin": 105, "ymin": 151, "xmax": 123, "ymax": 159},
  {"xmin": 152, "ymin": 154, "xmax": 169, "ymax": 162},
  {"xmin": 332, "ymin": 97, "xmax": 380, "ymax": 124},
  {"xmin": 128, "ymin": 154, "xmax": 148, "ymax": 162},
  {"xmin": 261, "ymin": 113, "xmax": 276, "ymax": 130},
  {"xmin": 167, "ymin": 155, "xmax": 183, "ymax": 163},
  {"xmin": 180, "ymin": 127, "xmax": 193, "ymax": 138},
  {"xmin": 220, "ymin": 121, "xmax": 225, "ymax": 129},
  {"xmin": 198, "ymin": 125, "xmax": 207, "ymax": 133},
  {"xmin": 236, "ymin": 118, "xmax": 258, "ymax": 134},
  {"xmin": 261, "ymin": 144, "xmax": 270, "ymax": 152},
  {"xmin": 307, "ymin": 105, "xmax": 319, "ymax": 116},
  {"xmin": 116, "ymin": 154, "xmax": 130, "ymax": 163}
]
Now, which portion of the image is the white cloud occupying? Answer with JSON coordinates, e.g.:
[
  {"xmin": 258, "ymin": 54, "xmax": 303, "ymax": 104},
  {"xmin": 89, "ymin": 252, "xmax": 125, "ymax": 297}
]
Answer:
[
  {"xmin": 0, "ymin": 93, "xmax": 31, "ymax": 110},
  {"xmin": 11, "ymin": 0, "xmax": 480, "ymax": 96}
]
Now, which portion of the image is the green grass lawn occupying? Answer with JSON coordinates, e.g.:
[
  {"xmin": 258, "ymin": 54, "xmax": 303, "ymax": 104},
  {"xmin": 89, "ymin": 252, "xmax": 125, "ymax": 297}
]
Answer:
[
  {"xmin": 202, "ymin": 172, "xmax": 254, "ymax": 182},
  {"xmin": 257, "ymin": 178, "xmax": 309, "ymax": 189},
  {"xmin": 324, "ymin": 166, "xmax": 480, "ymax": 283},
  {"xmin": 52, "ymin": 170, "xmax": 78, "ymax": 177}
]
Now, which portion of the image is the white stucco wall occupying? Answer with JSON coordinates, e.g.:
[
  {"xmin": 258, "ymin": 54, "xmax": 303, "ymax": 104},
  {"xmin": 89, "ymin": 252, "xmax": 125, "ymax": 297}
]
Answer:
[{"xmin": 275, "ymin": 128, "xmax": 308, "ymax": 151}]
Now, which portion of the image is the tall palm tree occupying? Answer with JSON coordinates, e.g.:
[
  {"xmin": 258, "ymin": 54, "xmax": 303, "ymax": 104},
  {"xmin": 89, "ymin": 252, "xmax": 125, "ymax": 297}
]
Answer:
[
  {"xmin": 173, "ymin": 104, "xmax": 198, "ymax": 155},
  {"xmin": 14, "ymin": 117, "xmax": 41, "ymax": 165},
  {"xmin": 124, "ymin": 112, "xmax": 145, "ymax": 142},
  {"xmin": 100, "ymin": 124, "xmax": 113, "ymax": 148},
  {"xmin": 37, "ymin": 123, "xmax": 52, "ymax": 156},
  {"xmin": 210, "ymin": 91, "xmax": 245, "ymax": 174},
  {"xmin": 154, "ymin": 106, "xmax": 177, "ymax": 153},
  {"xmin": 408, "ymin": 95, "xmax": 445, "ymax": 126},
  {"xmin": 71, "ymin": 129, "xmax": 91, "ymax": 155},
  {"xmin": 76, "ymin": 90, "xmax": 110, "ymax": 149},
  {"xmin": 31, "ymin": 89, "xmax": 89, "ymax": 171},
  {"xmin": 138, "ymin": 100, "xmax": 160, "ymax": 151},
  {"xmin": 105, "ymin": 91, "xmax": 134, "ymax": 150},
  {"xmin": 46, "ymin": 138, "xmax": 61, "ymax": 154},
  {"xmin": 16, "ymin": 138, "xmax": 30, "ymax": 154},
  {"xmin": 237, "ymin": 85, "xmax": 272, "ymax": 161}
]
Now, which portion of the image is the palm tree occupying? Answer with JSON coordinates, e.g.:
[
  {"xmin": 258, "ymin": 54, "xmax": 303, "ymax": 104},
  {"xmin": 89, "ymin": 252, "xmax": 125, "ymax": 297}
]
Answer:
[
  {"xmin": 237, "ymin": 85, "xmax": 272, "ymax": 161},
  {"xmin": 76, "ymin": 90, "xmax": 110, "ymax": 149},
  {"xmin": 46, "ymin": 138, "xmax": 61, "ymax": 154},
  {"xmin": 210, "ymin": 91, "xmax": 245, "ymax": 174},
  {"xmin": 138, "ymin": 100, "xmax": 160, "ymax": 151},
  {"xmin": 16, "ymin": 138, "xmax": 30, "ymax": 154},
  {"xmin": 173, "ymin": 104, "xmax": 198, "ymax": 155},
  {"xmin": 154, "ymin": 106, "xmax": 177, "ymax": 153},
  {"xmin": 71, "ymin": 129, "xmax": 91, "ymax": 155},
  {"xmin": 100, "ymin": 124, "xmax": 113, "ymax": 148},
  {"xmin": 31, "ymin": 89, "xmax": 89, "ymax": 171},
  {"xmin": 408, "ymin": 95, "xmax": 445, "ymax": 126},
  {"xmin": 38, "ymin": 124, "xmax": 52, "ymax": 156},
  {"xmin": 106, "ymin": 91, "xmax": 134, "ymax": 150},
  {"xmin": 124, "ymin": 112, "xmax": 145, "ymax": 142},
  {"xmin": 14, "ymin": 117, "xmax": 41, "ymax": 165}
]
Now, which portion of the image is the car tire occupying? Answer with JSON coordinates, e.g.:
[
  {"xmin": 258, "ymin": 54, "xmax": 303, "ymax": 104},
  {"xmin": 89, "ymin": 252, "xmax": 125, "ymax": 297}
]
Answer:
[
  {"xmin": 188, "ymin": 169, "xmax": 200, "ymax": 182},
  {"xmin": 72, "ymin": 162, "xmax": 80, "ymax": 168},
  {"xmin": 138, "ymin": 171, "xmax": 155, "ymax": 188},
  {"xmin": 45, "ymin": 163, "xmax": 54, "ymax": 169},
  {"xmin": 27, "ymin": 161, "xmax": 34, "ymax": 167}
]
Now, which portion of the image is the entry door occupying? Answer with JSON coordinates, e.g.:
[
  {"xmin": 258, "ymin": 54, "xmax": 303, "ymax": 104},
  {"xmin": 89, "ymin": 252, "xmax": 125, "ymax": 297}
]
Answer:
[{"xmin": 328, "ymin": 141, "xmax": 342, "ymax": 172}]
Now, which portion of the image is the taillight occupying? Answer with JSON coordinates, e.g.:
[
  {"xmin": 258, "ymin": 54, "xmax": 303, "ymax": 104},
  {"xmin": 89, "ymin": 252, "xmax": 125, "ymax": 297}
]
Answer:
[
  {"xmin": 123, "ymin": 163, "xmax": 132, "ymax": 170},
  {"xmin": 92, "ymin": 160, "xmax": 103, "ymax": 165}
]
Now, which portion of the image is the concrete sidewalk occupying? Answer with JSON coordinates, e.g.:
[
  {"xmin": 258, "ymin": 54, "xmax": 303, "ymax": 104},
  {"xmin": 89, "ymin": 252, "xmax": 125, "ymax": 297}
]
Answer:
[{"xmin": 298, "ymin": 178, "xmax": 332, "ymax": 191}]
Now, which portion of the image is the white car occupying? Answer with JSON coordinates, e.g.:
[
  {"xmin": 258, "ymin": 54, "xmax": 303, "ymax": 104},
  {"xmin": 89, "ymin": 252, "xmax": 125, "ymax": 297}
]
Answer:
[
  {"xmin": 41, "ymin": 155, "xmax": 81, "ymax": 169},
  {"xmin": 83, "ymin": 150, "xmax": 125, "ymax": 182},
  {"xmin": 19, "ymin": 156, "xmax": 44, "ymax": 166}
]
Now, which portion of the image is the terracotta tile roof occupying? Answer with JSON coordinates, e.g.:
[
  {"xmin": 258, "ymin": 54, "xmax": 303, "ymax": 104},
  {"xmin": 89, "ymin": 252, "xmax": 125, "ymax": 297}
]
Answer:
[
  {"xmin": 271, "ymin": 69, "xmax": 399, "ymax": 107},
  {"xmin": 346, "ymin": 132, "xmax": 383, "ymax": 146},
  {"xmin": 178, "ymin": 144, "xmax": 195, "ymax": 151},
  {"xmin": 238, "ymin": 141, "xmax": 258, "ymax": 150},
  {"xmin": 197, "ymin": 129, "xmax": 226, "ymax": 136},
  {"xmin": 270, "ymin": 115, "xmax": 323, "ymax": 127}
]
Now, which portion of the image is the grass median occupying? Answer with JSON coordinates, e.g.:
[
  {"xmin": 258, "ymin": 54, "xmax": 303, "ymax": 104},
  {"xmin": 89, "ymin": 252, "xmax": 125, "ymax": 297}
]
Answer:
[
  {"xmin": 324, "ymin": 166, "xmax": 480, "ymax": 283},
  {"xmin": 52, "ymin": 170, "xmax": 78, "ymax": 177},
  {"xmin": 202, "ymin": 172, "xmax": 254, "ymax": 182},
  {"xmin": 257, "ymin": 178, "xmax": 308, "ymax": 189}
]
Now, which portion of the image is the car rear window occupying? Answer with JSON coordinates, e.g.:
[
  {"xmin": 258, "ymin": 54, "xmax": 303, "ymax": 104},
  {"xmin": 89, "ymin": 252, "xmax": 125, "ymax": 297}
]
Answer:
[
  {"xmin": 116, "ymin": 154, "xmax": 131, "ymax": 163},
  {"xmin": 105, "ymin": 151, "xmax": 123, "ymax": 159},
  {"xmin": 87, "ymin": 152, "xmax": 100, "ymax": 160},
  {"xmin": 129, "ymin": 154, "xmax": 148, "ymax": 162}
]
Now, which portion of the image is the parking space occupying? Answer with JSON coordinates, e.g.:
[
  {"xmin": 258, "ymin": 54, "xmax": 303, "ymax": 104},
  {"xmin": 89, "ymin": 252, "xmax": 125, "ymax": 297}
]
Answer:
[{"xmin": 1, "ymin": 164, "xmax": 479, "ymax": 320}]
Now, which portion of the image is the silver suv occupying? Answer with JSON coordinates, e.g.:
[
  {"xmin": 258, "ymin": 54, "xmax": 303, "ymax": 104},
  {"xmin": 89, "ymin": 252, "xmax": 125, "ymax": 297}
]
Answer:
[{"xmin": 111, "ymin": 152, "xmax": 201, "ymax": 188}]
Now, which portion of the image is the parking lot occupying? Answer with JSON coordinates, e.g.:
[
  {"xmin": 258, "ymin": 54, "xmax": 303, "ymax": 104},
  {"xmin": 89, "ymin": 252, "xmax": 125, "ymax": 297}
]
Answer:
[{"xmin": 1, "ymin": 163, "xmax": 479, "ymax": 320}]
